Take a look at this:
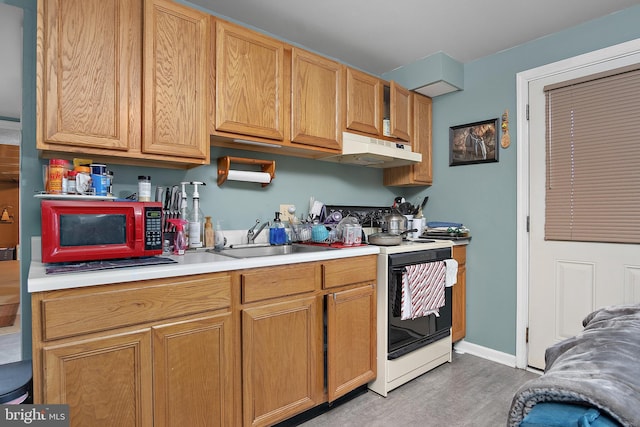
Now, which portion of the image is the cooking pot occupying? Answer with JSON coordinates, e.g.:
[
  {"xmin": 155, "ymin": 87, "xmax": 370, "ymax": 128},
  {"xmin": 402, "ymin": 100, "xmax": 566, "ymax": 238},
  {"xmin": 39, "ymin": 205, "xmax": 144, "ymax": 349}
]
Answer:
[
  {"xmin": 368, "ymin": 229, "xmax": 417, "ymax": 246},
  {"xmin": 381, "ymin": 210, "xmax": 408, "ymax": 234}
]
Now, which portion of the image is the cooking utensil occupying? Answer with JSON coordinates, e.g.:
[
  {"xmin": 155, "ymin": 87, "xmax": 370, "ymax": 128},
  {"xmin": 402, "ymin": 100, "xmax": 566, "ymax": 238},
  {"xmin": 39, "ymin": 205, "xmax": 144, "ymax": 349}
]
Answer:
[
  {"xmin": 368, "ymin": 229, "xmax": 417, "ymax": 246},
  {"xmin": 420, "ymin": 196, "xmax": 429, "ymax": 211}
]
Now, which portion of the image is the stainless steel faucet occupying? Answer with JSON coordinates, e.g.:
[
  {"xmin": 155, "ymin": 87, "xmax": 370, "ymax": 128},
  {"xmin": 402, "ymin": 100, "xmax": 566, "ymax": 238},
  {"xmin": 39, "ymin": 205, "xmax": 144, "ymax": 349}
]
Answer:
[{"xmin": 247, "ymin": 219, "xmax": 270, "ymax": 244}]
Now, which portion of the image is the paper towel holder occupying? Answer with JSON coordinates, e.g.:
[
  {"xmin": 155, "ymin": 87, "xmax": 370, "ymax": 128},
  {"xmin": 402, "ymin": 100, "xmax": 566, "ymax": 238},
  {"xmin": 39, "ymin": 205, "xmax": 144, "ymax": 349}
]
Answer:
[{"xmin": 217, "ymin": 156, "xmax": 275, "ymax": 187}]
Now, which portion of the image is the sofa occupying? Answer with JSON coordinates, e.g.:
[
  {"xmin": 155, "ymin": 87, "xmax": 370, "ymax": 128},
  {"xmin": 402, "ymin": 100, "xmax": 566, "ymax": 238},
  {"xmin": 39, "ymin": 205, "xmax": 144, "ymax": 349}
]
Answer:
[{"xmin": 508, "ymin": 304, "xmax": 640, "ymax": 427}]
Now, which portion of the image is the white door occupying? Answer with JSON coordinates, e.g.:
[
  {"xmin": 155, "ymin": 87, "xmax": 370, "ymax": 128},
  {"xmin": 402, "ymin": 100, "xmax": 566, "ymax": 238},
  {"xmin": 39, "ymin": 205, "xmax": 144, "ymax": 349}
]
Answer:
[{"xmin": 527, "ymin": 54, "xmax": 640, "ymax": 369}]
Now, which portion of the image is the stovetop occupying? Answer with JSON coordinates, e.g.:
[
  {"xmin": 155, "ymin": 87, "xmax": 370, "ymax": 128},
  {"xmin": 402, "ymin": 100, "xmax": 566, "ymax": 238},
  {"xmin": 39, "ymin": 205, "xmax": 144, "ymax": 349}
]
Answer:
[{"xmin": 375, "ymin": 239, "xmax": 453, "ymax": 254}]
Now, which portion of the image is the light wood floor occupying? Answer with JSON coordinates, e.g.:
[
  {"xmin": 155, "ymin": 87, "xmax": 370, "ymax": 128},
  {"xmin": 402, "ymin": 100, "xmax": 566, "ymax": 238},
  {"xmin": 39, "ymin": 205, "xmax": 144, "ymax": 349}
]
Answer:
[{"xmin": 299, "ymin": 351, "xmax": 539, "ymax": 427}]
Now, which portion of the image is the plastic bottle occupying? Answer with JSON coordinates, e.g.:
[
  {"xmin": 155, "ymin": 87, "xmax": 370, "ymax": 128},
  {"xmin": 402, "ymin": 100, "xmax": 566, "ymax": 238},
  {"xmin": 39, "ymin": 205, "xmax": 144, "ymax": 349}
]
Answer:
[
  {"xmin": 269, "ymin": 212, "xmax": 286, "ymax": 245},
  {"xmin": 188, "ymin": 182, "xmax": 205, "ymax": 249},
  {"xmin": 214, "ymin": 221, "xmax": 225, "ymax": 251},
  {"xmin": 204, "ymin": 216, "xmax": 214, "ymax": 248},
  {"xmin": 166, "ymin": 218, "xmax": 188, "ymax": 255},
  {"xmin": 138, "ymin": 176, "xmax": 151, "ymax": 201}
]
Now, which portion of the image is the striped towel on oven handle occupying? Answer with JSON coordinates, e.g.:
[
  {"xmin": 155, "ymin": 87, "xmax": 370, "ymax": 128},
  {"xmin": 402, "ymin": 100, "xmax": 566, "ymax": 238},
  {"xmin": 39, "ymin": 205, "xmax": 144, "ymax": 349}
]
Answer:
[{"xmin": 401, "ymin": 261, "xmax": 446, "ymax": 320}]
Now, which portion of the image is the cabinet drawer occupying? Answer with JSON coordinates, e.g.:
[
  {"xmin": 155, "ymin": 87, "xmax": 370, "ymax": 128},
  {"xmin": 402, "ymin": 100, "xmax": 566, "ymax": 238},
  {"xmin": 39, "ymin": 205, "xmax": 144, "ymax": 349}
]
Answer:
[
  {"xmin": 241, "ymin": 263, "xmax": 319, "ymax": 304},
  {"xmin": 40, "ymin": 273, "xmax": 231, "ymax": 341},
  {"xmin": 322, "ymin": 255, "xmax": 376, "ymax": 289}
]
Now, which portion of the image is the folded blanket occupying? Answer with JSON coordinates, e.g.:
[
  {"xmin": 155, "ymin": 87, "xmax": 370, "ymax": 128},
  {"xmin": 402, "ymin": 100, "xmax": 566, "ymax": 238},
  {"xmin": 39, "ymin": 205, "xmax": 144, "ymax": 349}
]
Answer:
[{"xmin": 508, "ymin": 304, "xmax": 640, "ymax": 427}]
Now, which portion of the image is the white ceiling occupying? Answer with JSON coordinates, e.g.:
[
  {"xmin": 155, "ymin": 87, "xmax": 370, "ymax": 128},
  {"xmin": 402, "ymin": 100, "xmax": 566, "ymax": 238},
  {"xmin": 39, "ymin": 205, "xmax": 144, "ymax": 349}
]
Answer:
[
  {"xmin": 1, "ymin": 1, "xmax": 639, "ymax": 121},
  {"xmin": 190, "ymin": 0, "xmax": 640, "ymax": 75}
]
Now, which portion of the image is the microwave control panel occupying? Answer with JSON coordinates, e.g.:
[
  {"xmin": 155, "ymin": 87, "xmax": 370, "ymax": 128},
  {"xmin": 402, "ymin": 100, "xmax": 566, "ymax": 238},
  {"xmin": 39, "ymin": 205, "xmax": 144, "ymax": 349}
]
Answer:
[{"xmin": 144, "ymin": 206, "xmax": 163, "ymax": 251}]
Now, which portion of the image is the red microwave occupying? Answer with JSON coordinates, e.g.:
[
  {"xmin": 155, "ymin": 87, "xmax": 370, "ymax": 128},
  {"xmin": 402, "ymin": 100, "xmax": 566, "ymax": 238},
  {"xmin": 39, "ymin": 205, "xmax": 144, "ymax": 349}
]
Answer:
[{"xmin": 41, "ymin": 200, "xmax": 163, "ymax": 263}]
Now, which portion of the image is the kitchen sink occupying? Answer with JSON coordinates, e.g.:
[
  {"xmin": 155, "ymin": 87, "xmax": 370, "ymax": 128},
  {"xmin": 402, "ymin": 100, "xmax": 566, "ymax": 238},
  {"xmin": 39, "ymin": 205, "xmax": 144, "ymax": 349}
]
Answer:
[{"xmin": 212, "ymin": 243, "xmax": 339, "ymax": 259}]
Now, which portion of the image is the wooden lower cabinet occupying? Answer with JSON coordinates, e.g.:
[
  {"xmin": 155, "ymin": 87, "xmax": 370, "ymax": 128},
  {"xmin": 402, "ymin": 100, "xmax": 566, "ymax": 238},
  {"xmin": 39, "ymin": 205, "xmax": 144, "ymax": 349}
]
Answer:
[
  {"xmin": 242, "ymin": 296, "xmax": 323, "ymax": 427},
  {"xmin": 153, "ymin": 314, "xmax": 234, "ymax": 427},
  {"xmin": 326, "ymin": 284, "xmax": 376, "ymax": 401},
  {"xmin": 452, "ymin": 245, "xmax": 467, "ymax": 342},
  {"xmin": 239, "ymin": 255, "xmax": 377, "ymax": 426},
  {"xmin": 43, "ymin": 329, "xmax": 154, "ymax": 427},
  {"xmin": 32, "ymin": 273, "xmax": 234, "ymax": 427},
  {"xmin": 32, "ymin": 256, "xmax": 377, "ymax": 426}
]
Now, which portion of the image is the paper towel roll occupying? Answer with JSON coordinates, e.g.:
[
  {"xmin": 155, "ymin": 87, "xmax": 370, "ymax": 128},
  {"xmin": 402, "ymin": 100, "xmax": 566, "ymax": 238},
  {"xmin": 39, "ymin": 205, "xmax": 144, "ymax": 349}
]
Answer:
[{"xmin": 227, "ymin": 170, "xmax": 271, "ymax": 184}]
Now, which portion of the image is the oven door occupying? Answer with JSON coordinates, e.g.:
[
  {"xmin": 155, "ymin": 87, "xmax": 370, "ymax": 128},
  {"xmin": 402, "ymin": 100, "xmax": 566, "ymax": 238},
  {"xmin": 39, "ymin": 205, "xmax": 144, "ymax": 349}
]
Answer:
[{"xmin": 387, "ymin": 251, "xmax": 452, "ymax": 360}]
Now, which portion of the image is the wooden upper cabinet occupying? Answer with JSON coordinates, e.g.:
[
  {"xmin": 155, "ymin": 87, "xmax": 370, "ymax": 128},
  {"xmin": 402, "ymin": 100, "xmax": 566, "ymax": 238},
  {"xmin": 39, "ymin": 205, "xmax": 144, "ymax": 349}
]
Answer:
[
  {"xmin": 345, "ymin": 68, "xmax": 382, "ymax": 136},
  {"xmin": 384, "ymin": 93, "xmax": 433, "ymax": 186},
  {"xmin": 411, "ymin": 93, "xmax": 433, "ymax": 184},
  {"xmin": 37, "ymin": 0, "xmax": 141, "ymax": 151},
  {"xmin": 290, "ymin": 48, "xmax": 343, "ymax": 151},
  {"xmin": 389, "ymin": 81, "xmax": 411, "ymax": 142},
  {"xmin": 215, "ymin": 20, "xmax": 286, "ymax": 141},
  {"xmin": 143, "ymin": 0, "xmax": 209, "ymax": 160}
]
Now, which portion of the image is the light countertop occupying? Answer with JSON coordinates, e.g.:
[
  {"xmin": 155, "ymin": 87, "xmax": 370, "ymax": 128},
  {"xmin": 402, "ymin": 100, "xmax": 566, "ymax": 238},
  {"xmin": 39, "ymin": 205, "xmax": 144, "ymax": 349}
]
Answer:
[{"xmin": 28, "ymin": 244, "xmax": 380, "ymax": 293}]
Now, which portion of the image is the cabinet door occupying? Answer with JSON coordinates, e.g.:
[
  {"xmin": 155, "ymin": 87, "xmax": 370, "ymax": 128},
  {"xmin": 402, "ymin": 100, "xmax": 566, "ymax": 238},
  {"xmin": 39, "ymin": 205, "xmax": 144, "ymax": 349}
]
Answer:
[
  {"xmin": 411, "ymin": 93, "xmax": 433, "ymax": 183},
  {"xmin": 143, "ymin": 0, "xmax": 209, "ymax": 160},
  {"xmin": 291, "ymin": 48, "xmax": 343, "ymax": 151},
  {"xmin": 326, "ymin": 284, "xmax": 376, "ymax": 402},
  {"xmin": 38, "ymin": 0, "xmax": 141, "ymax": 151},
  {"xmin": 383, "ymin": 93, "xmax": 432, "ymax": 186},
  {"xmin": 215, "ymin": 20, "xmax": 285, "ymax": 141},
  {"xmin": 43, "ymin": 329, "xmax": 153, "ymax": 427},
  {"xmin": 345, "ymin": 68, "xmax": 382, "ymax": 136},
  {"xmin": 389, "ymin": 81, "xmax": 411, "ymax": 142},
  {"xmin": 153, "ymin": 314, "xmax": 234, "ymax": 427},
  {"xmin": 452, "ymin": 245, "xmax": 467, "ymax": 342},
  {"xmin": 242, "ymin": 296, "xmax": 323, "ymax": 427}
]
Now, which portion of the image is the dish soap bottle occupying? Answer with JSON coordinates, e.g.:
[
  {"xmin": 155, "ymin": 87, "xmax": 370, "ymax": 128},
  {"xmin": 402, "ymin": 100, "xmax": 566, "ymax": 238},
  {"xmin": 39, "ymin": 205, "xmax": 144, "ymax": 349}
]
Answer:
[
  {"xmin": 269, "ymin": 212, "xmax": 286, "ymax": 245},
  {"xmin": 204, "ymin": 216, "xmax": 214, "ymax": 248},
  {"xmin": 166, "ymin": 219, "xmax": 188, "ymax": 255}
]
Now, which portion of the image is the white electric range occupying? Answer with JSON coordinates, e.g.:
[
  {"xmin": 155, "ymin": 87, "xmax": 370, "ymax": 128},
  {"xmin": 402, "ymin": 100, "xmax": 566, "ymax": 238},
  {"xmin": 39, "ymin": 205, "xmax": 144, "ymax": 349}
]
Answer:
[
  {"xmin": 323, "ymin": 205, "xmax": 456, "ymax": 395},
  {"xmin": 368, "ymin": 238, "xmax": 455, "ymax": 397}
]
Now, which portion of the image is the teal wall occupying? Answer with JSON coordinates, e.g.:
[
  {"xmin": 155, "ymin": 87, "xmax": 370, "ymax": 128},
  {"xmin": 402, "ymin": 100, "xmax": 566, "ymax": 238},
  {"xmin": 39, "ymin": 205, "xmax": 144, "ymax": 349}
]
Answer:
[
  {"xmin": 9, "ymin": 0, "xmax": 640, "ymax": 359},
  {"xmin": 427, "ymin": 6, "xmax": 640, "ymax": 354}
]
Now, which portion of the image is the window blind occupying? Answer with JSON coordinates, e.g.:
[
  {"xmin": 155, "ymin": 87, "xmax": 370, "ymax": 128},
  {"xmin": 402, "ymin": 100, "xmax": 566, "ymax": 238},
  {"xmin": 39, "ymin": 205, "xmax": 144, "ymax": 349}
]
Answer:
[{"xmin": 544, "ymin": 66, "xmax": 640, "ymax": 244}]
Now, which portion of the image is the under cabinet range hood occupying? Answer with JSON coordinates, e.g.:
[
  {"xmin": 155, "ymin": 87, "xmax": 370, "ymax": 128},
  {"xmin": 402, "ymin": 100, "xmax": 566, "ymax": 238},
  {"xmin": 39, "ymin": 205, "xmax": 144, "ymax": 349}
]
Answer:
[{"xmin": 320, "ymin": 132, "xmax": 422, "ymax": 168}]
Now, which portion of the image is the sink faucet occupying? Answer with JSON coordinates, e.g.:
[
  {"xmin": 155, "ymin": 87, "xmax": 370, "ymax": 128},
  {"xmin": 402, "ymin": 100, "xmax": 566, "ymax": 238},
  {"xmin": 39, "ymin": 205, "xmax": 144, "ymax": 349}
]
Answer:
[{"xmin": 247, "ymin": 219, "xmax": 270, "ymax": 244}]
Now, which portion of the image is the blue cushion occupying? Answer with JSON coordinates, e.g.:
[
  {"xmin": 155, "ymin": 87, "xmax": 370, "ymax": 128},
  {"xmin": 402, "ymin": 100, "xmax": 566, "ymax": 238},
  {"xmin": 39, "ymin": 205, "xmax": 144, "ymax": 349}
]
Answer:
[{"xmin": 521, "ymin": 403, "xmax": 620, "ymax": 427}]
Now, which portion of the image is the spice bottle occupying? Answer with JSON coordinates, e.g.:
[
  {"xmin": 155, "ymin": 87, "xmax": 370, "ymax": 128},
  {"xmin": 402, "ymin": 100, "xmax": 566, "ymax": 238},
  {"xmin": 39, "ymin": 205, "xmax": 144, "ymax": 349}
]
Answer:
[
  {"xmin": 138, "ymin": 176, "xmax": 151, "ymax": 201},
  {"xmin": 48, "ymin": 159, "xmax": 69, "ymax": 194},
  {"xmin": 67, "ymin": 170, "xmax": 77, "ymax": 194}
]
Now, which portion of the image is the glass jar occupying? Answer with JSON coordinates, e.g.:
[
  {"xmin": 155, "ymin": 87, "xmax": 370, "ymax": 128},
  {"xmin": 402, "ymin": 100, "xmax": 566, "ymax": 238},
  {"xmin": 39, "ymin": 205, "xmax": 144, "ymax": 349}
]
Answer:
[
  {"xmin": 138, "ymin": 176, "xmax": 151, "ymax": 201},
  {"xmin": 66, "ymin": 170, "xmax": 77, "ymax": 194}
]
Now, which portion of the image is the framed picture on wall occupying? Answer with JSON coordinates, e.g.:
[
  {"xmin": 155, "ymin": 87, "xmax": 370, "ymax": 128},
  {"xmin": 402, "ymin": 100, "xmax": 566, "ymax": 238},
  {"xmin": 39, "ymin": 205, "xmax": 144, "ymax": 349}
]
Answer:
[{"xmin": 449, "ymin": 118, "xmax": 499, "ymax": 166}]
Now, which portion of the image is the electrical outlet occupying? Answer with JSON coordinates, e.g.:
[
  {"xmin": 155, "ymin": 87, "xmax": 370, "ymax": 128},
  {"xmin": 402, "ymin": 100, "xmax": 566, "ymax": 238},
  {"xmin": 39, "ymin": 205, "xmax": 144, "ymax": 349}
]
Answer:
[{"xmin": 279, "ymin": 204, "xmax": 295, "ymax": 223}]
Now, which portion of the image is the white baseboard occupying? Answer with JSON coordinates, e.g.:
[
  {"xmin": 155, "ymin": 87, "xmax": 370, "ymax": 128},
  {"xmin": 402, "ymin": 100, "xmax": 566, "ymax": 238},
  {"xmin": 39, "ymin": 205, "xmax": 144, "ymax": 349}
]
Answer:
[{"xmin": 453, "ymin": 339, "xmax": 517, "ymax": 368}]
